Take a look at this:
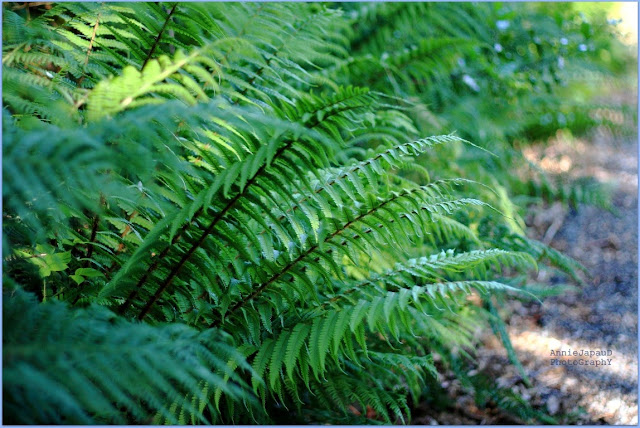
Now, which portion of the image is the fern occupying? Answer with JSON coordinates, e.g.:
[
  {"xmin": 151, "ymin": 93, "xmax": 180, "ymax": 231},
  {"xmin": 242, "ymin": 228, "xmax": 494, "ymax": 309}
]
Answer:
[
  {"xmin": 3, "ymin": 289, "xmax": 255, "ymax": 424},
  {"xmin": 3, "ymin": 1, "xmax": 625, "ymax": 424}
]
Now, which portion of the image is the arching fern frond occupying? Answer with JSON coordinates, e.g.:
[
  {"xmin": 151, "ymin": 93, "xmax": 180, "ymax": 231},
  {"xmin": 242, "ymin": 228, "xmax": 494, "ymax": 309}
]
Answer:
[{"xmin": 3, "ymin": 289, "xmax": 257, "ymax": 425}]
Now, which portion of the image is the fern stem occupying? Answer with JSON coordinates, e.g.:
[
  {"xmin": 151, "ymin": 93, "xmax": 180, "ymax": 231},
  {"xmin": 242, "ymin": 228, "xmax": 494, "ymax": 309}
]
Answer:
[
  {"xmin": 132, "ymin": 93, "xmax": 366, "ymax": 319},
  {"xmin": 84, "ymin": 215, "xmax": 100, "ymax": 265},
  {"xmin": 136, "ymin": 188, "xmax": 247, "ymax": 320},
  {"xmin": 136, "ymin": 130, "xmax": 310, "ymax": 318},
  {"xmin": 123, "ymin": 90, "xmax": 367, "ymax": 312},
  {"xmin": 141, "ymin": 3, "xmax": 178, "ymax": 70},
  {"xmin": 117, "ymin": 207, "xmax": 201, "ymax": 314},
  {"xmin": 84, "ymin": 13, "xmax": 100, "ymax": 68},
  {"xmin": 1, "ymin": 43, "xmax": 27, "ymax": 65},
  {"xmin": 104, "ymin": 210, "xmax": 139, "ymax": 278},
  {"xmin": 137, "ymin": 126, "xmax": 311, "ymax": 319},
  {"xmin": 218, "ymin": 186, "xmax": 477, "ymax": 323},
  {"xmin": 72, "ymin": 195, "xmax": 105, "ymax": 305},
  {"xmin": 10, "ymin": 2, "xmax": 51, "ymax": 10},
  {"xmin": 212, "ymin": 190, "xmax": 406, "ymax": 326}
]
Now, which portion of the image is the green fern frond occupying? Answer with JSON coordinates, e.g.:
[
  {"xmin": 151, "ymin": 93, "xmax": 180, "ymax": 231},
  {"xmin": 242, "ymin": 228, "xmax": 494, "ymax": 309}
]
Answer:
[
  {"xmin": 3, "ymin": 289, "xmax": 257, "ymax": 424},
  {"xmin": 4, "ymin": 1, "xmax": 620, "ymax": 423}
]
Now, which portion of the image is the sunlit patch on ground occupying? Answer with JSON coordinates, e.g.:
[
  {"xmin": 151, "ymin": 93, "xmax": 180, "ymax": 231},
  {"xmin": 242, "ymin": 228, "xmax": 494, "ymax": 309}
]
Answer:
[
  {"xmin": 488, "ymin": 123, "xmax": 638, "ymax": 423},
  {"xmin": 609, "ymin": 2, "xmax": 638, "ymax": 45},
  {"xmin": 522, "ymin": 131, "xmax": 638, "ymax": 192}
]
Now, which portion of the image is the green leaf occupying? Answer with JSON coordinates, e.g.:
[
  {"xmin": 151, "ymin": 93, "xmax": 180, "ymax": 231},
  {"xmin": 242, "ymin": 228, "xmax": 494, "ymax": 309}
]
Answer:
[
  {"xmin": 285, "ymin": 323, "xmax": 310, "ymax": 382},
  {"xmin": 28, "ymin": 250, "xmax": 71, "ymax": 278}
]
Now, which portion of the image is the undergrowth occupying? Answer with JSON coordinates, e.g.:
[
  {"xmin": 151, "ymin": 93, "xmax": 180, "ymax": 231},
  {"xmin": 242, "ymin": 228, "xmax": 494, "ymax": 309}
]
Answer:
[{"xmin": 2, "ymin": 2, "xmax": 632, "ymax": 424}]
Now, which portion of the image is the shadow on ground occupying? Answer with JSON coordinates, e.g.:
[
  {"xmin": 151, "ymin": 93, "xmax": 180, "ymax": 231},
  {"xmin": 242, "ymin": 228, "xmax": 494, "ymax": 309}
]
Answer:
[
  {"xmin": 412, "ymin": 125, "xmax": 637, "ymax": 425},
  {"xmin": 509, "ymin": 129, "xmax": 637, "ymax": 424}
]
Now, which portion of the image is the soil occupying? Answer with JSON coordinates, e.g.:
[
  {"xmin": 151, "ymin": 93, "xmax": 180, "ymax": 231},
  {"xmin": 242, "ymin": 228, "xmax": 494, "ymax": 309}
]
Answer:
[{"xmin": 412, "ymin": 124, "xmax": 638, "ymax": 425}]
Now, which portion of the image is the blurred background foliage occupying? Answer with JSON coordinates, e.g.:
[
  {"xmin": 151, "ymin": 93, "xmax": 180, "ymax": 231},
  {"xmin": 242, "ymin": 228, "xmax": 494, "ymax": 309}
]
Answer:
[
  {"xmin": 329, "ymin": 1, "xmax": 637, "ymax": 265},
  {"xmin": 335, "ymin": 1, "xmax": 636, "ymax": 200}
]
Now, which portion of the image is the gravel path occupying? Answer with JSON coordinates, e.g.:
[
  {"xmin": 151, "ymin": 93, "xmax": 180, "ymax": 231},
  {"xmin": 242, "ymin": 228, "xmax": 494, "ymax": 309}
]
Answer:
[
  {"xmin": 412, "ymin": 126, "xmax": 638, "ymax": 425},
  {"xmin": 511, "ymin": 130, "xmax": 638, "ymax": 424}
]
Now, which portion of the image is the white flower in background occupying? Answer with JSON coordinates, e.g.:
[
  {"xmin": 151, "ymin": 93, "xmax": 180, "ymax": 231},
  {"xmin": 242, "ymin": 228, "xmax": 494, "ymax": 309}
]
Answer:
[
  {"xmin": 494, "ymin": 43, "xmax": 503, "ymax": 53},
  {"xmin": 496, "ymin": 20, "xmax": 510, "ymax": 30},
  {"xmin": 579, "ymin": 44, "xmax": 587, "ymax": 52},
  {"xmin": 558, "ymin": 56, "xmax": 565, "ymax": 69},
  {"xmin": 560, "ymin": 37, "xmax": 568, "ymax": 45},
  {"xmin": 462, "ymin": 74, "xmax": 480, "ymax": 92}
]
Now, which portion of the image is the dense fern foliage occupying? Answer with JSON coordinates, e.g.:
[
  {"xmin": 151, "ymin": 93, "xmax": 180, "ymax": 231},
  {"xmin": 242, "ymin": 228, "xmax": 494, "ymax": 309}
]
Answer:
[{"xmin": 2, "ymin": 2, "xmax": 631, "ymax": 424}]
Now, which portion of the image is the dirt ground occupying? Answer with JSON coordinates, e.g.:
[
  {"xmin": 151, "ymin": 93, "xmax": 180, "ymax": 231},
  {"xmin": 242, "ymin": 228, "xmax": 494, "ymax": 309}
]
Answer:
[{"xmin": 412, "ymin": 123, "xmax": 638, "ymax": 425}]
